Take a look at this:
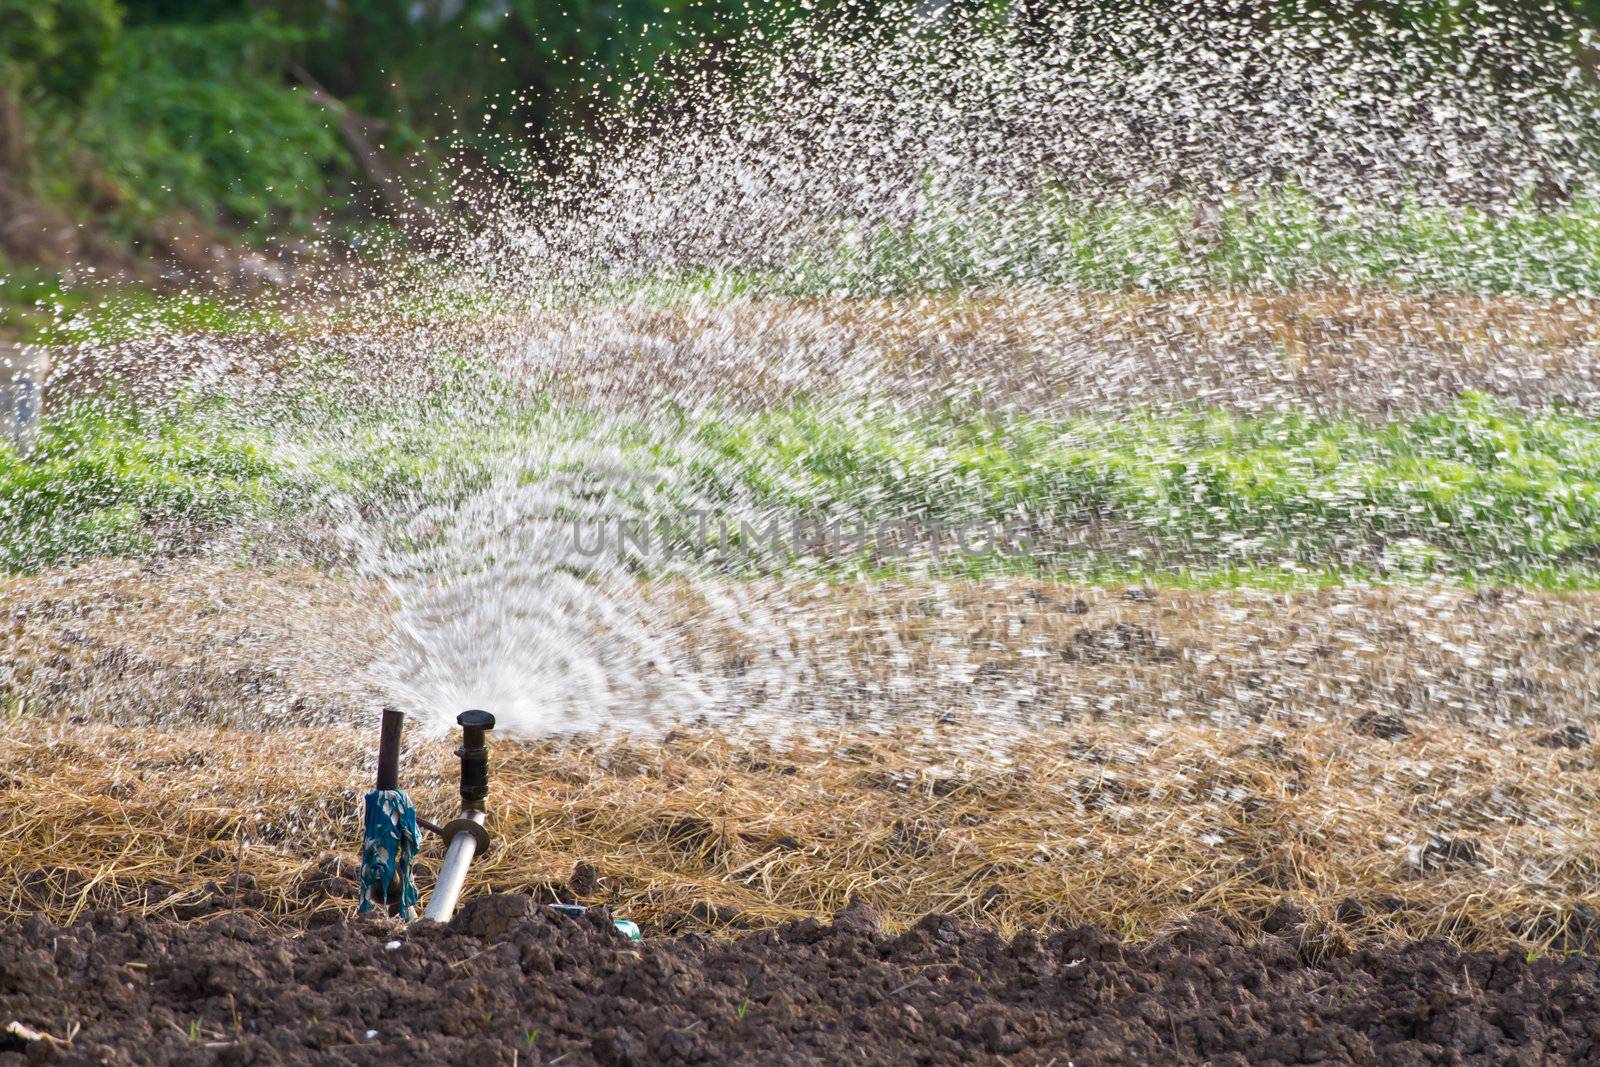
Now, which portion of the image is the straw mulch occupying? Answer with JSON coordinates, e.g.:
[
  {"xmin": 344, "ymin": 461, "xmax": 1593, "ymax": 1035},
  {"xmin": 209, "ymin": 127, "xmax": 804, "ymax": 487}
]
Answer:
[
  {"xmin": 3, "ymin": 561, "xmax": 1598, "ymax": 950},
  {"xmin": 3, "ymin": 711, "xmax": 1598, "ymax": 953}
]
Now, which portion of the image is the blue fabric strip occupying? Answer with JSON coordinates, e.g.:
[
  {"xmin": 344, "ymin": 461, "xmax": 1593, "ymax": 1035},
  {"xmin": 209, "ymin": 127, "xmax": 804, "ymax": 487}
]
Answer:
[{"xmin": 358, "ymin": 788, "xmax": 420, "ymax": 920}]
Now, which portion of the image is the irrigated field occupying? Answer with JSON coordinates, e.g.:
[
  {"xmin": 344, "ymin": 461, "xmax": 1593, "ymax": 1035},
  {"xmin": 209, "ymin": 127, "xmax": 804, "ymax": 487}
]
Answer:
[
  {"xmin": 4, "ymin": 291, "xmax": 1600, "ymax": 1065},
  {"xmin": 2, "ymin": 561, "xmax": 1597, "ymax": 955}
]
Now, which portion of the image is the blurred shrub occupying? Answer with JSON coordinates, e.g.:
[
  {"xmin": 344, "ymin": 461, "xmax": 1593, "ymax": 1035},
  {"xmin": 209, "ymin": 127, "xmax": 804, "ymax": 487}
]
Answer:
[
  {"xmin": 0, "ymin": 0, "xmax": 122, "ymax": 104},
  {"xmin": 28, "ymin": 17, "xmax": 349, "ymax": 236},
  {"xmin": 284, "ymin": 0, "xmax": 797, "ymax": 167}
]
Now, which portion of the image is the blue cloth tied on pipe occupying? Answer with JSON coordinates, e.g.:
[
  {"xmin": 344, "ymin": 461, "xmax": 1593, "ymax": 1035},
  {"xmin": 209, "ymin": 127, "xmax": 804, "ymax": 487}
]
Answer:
[{"xmin": 359, "ymin": 788, "xmax": 420, "ymax": 920}]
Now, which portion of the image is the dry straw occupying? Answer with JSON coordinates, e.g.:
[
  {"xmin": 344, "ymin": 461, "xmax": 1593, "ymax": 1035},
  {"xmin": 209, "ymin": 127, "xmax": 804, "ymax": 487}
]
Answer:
[
  {"xmin": 2, "ymin": 561, "xmax": 1599, "ymax": 951},
  {"xmin": 3, "ymin": 713, "xmax": 1598, "ymax": 953}
]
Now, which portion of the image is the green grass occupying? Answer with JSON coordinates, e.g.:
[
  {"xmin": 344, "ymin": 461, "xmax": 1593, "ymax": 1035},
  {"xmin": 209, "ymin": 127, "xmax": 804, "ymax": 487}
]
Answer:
[
  {"xmin": 0, "ymin": 393, "xmax": 279, "ymax": 568},
  {"xmin": 3, "ymin": 372, "xmax": 1598, "ymax": 587},
  {"xmin": 671, "ymin": 393, "xmax": 1600, "ymax": 584},
  {"xmin": 0, "ymin": 358, "xmax": 563, "ymax": 570},
  {"xmin": 615, "ymin": 188, "xmax": 1600, "ymax": 302},
  {"xmin": 11, "ymin": 182, "xmax": 1598, "ymax": 349},
  {"xmin": 0, "ymin": 263, "xmax": 283, "ymax": 345}
]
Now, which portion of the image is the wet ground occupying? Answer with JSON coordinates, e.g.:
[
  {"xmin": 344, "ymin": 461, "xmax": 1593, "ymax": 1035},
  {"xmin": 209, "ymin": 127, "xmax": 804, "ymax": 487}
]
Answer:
[
  {"xmin": 3, "ymin": 560, "xmax": 1598, "ymax": 948},
  {"xmin": 84, "ymin": 290, "xmax": 1600, "ymax": 418},
  {"xmin": 2, "ymin": 897, "xmax": 1596, "ymax": 1065},
  {"xmin": 4, "ymin": 561, "xmax": 1597, "ymax": 734}
]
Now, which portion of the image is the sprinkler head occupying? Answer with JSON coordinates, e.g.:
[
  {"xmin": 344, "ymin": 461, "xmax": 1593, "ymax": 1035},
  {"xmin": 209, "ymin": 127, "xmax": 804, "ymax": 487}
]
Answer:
[
  {"xmin": 456, "ymin": 709, "xmax": 495, "ymax": 811},
  {"xmin": 458, "ymin": 708, "xmax": 495, "ymax": 741}
]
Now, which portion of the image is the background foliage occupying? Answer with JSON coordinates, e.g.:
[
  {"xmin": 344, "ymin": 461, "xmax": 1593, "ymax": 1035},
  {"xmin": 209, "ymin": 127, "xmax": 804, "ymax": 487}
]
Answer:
[
  {"xmin": 0, "ymin": 0, "xmax": 1598, "ymax": 268},
  {"xmin": 0, "ymin": 0, "xmax": 795, "ymax": 247}
]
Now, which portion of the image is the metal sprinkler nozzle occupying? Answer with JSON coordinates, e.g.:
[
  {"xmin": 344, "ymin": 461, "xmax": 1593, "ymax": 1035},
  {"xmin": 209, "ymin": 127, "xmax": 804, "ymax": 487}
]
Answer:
[{"xmin": 456, "ymin": 709, "xmax": 494, "ymax": 811}]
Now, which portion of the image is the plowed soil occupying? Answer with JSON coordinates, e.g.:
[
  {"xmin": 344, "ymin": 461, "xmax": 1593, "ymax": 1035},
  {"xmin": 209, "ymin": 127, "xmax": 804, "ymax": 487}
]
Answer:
[{"xmin": 2, "ymin": 897, "xmax": 1596, "ymax": 1066}]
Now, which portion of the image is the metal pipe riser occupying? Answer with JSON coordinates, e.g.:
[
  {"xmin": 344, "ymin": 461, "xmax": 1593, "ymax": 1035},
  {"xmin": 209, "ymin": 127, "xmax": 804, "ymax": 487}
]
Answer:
[
  {"xmin": 420, "ymin": 710, "xmax": 496, "ymax": 923},
  {"xmin": 456, "ymin": 708, "xmax": 494, "ymax": 811},
  {"xmin": 376, "ymin": 707, "xmax": 404, "ymax": 791},
  {"xmin": 422, "ymin": 810, "xmax": 488, "ymax": 922}
]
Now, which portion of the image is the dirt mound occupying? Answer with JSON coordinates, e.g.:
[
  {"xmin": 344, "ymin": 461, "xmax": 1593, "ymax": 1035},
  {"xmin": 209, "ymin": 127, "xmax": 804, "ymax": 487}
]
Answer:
[{"xmin": 1, "ymin": 900, "xmax": 1595, "ymax": 1066}]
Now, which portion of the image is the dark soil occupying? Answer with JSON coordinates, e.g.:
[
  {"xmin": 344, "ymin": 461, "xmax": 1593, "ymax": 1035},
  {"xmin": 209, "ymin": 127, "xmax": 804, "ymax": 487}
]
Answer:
[{"xmin": 2, "ymin": 898, "xmax": 1597, "ymax": 1066}]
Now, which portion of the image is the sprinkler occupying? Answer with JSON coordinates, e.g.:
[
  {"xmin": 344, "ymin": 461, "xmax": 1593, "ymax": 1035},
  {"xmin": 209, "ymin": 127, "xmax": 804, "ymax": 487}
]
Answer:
[
  {"xmin": 359, "ymin": 708, "xmax": 640, "ymax": 937},
  {"xmin": 422, "ymin": 710, "xmax": 495, "ymax": 922},
  {"xmin": 358, "ymin": 709, "xmax": 422, "ymax": 918},
  {"xmin": 358, "ymin": 708, "xmax": 490, "ymax": 922}
]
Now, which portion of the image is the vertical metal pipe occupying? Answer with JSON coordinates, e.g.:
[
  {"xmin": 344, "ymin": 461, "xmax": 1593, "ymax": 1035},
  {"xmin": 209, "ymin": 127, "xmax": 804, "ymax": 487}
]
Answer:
[
  {"xmin": 456, "ymin": 709, "xmax": 494, "ymax": 810},
  {"xmin": 375, "ymin": 707, "xmax": 404, "ymax": 790},
  {"xmin": 420, "ymin": 711, "xmax": 495, "ymax": 923}
]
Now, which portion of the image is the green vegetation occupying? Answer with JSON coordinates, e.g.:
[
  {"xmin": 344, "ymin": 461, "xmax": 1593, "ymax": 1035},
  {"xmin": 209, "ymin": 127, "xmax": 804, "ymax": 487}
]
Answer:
[
  {"xmin": 35, "ymin": 18, "xmax": 349, "ymax": 239},
  {"xmin": 4, "ymin": 377, "xmax": 1597, "ymax": 587},
  {"xmin": 0, "ymin": 264, "xmax": 80, "ymax": 342},
  {"xmin": 682, "ymin": 393, "xmax": 1600, "ymax": 585},
  {"xmin": 280, "ymin": 0, "xmax": 797, "ymax": 164},
  {"xmin": 2, "ymin": 0, "xmax": 1598, "ymax": 285},
  {"xmin": 9, "ymin": 185, "xmax": 1600, "ymax": 345},
  {"xmin": 626, "ymin": 190, "xmax": 1600, "ymax": 302},
  {"xmin": 0, "ymin": 358, "xmax": 556, "ymax": 569},
  {"xmin": 0, "ymin": 261, "xmax": 282, "ymax": 343},
  {"xmin": 1, "ymin": 2, "xmax": 352, "ymax": 242},
  {"xmin": 0, "ymin": 0, "xmax": 799, "ymax": 260},
  {"xmin": 0, "ymin": 393, "xmax": 279, "ymax": 567}
]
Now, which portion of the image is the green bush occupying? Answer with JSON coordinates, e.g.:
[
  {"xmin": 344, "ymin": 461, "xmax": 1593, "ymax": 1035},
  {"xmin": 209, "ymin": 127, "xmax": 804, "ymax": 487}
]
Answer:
[
  {"xmin": 0, "ymin": 0, "xmax": 121, "ymax": 103},
  {"xmin": 29, "ymin": 18, "xmax": 349, "ymax": 236}
]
